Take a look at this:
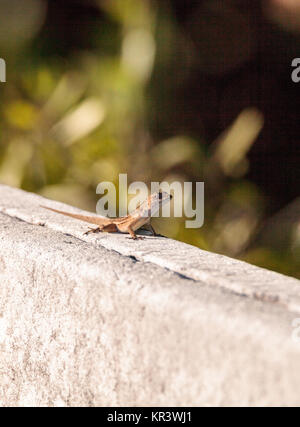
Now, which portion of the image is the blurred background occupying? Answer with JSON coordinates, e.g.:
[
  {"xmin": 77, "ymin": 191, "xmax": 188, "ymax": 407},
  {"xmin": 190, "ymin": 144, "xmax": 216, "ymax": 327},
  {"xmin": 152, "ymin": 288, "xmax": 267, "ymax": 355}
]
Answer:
[{"xmin": 0, "ymin": 0, "xmax": 299, "ymax": 278}]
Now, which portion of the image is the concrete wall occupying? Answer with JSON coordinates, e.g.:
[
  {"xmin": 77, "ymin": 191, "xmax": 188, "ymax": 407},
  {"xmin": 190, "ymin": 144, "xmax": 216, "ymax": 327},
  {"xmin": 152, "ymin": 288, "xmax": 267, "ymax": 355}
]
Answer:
[{"xmin": 0, "ymin": 184, "xmax": 300, "ymax": 406}]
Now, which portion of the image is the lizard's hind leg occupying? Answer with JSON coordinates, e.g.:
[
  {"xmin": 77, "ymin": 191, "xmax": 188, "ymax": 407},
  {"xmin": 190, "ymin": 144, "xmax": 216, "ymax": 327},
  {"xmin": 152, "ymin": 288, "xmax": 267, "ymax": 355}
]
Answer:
[
  {"xmin": 84, "ymin": 226, "xmax": 102, "ymax": 235},
  {"xmin": 84, "ymin": 223, "xmax": 118, "ymax": 236}
]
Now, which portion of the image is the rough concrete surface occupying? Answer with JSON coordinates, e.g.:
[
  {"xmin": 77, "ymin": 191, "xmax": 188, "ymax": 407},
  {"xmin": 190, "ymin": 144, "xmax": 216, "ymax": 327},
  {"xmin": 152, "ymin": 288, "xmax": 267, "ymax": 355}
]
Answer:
[{"xmin": 0, "ymin": 184, "xmax": 300, "ymax": 406}]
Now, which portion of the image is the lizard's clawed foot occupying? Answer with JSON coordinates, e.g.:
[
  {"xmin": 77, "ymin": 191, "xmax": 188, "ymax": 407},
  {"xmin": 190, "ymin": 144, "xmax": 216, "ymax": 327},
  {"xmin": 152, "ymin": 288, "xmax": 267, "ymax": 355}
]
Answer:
[{"xmin": 84, "ymin": 226, "xmax": 101, "ymax": 235}]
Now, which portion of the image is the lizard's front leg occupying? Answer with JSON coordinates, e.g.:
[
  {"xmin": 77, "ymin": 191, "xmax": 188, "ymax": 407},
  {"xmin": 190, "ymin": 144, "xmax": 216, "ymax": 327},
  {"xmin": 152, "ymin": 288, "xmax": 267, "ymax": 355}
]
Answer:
[{"xmin": 128, "ymin": 226, "xmax": 144, "ymax": 240}]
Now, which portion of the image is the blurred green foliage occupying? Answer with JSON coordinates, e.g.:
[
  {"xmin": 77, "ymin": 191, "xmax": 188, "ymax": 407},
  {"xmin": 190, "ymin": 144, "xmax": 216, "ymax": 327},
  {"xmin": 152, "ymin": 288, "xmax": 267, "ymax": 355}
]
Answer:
[{"xmin": 0, "ymin": 0, "xmax": 299, "ymax": 279}]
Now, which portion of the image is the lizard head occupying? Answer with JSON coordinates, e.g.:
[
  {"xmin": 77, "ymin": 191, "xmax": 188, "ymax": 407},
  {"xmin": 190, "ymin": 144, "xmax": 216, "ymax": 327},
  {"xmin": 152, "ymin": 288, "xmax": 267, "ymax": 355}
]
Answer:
[
  {"xmin": 144, "ymin": 191, "xmax": 172, "ymax": 217},
  {"xmin": 131, "ymin": 191, "xmax": 172, "ymax": 218},
  {"xmin": 158, "ymin": 190, "xmax": 172, "ymax": 203}
]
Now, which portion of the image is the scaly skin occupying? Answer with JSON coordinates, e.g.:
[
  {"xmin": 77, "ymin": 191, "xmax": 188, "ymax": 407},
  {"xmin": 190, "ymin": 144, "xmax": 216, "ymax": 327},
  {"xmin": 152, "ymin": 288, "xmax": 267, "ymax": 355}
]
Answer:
[{"xmin": 41, "ymin": 191, "xmax": 172, "ymax": 239}]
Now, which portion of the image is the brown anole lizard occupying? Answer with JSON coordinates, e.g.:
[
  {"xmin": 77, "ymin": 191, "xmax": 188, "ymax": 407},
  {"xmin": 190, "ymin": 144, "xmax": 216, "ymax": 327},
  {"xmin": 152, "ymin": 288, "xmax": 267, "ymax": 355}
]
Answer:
[{"xmin": 41, "ymin": 191, "xmax": 172, "ymax": 240}]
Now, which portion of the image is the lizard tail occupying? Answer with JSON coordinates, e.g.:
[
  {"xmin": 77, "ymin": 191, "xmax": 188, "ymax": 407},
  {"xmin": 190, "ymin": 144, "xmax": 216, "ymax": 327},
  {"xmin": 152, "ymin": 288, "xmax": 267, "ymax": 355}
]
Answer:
[{"xmin": 40, "ymin": 205, "xmax": 111, "ymax": 226}]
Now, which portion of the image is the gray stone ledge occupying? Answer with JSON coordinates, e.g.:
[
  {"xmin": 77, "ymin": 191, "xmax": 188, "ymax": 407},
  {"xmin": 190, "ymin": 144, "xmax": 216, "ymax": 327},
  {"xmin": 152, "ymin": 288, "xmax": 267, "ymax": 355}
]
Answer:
[{"xmin": 0, "ymin": 184, "xmax": 300, "ymax": 406}]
